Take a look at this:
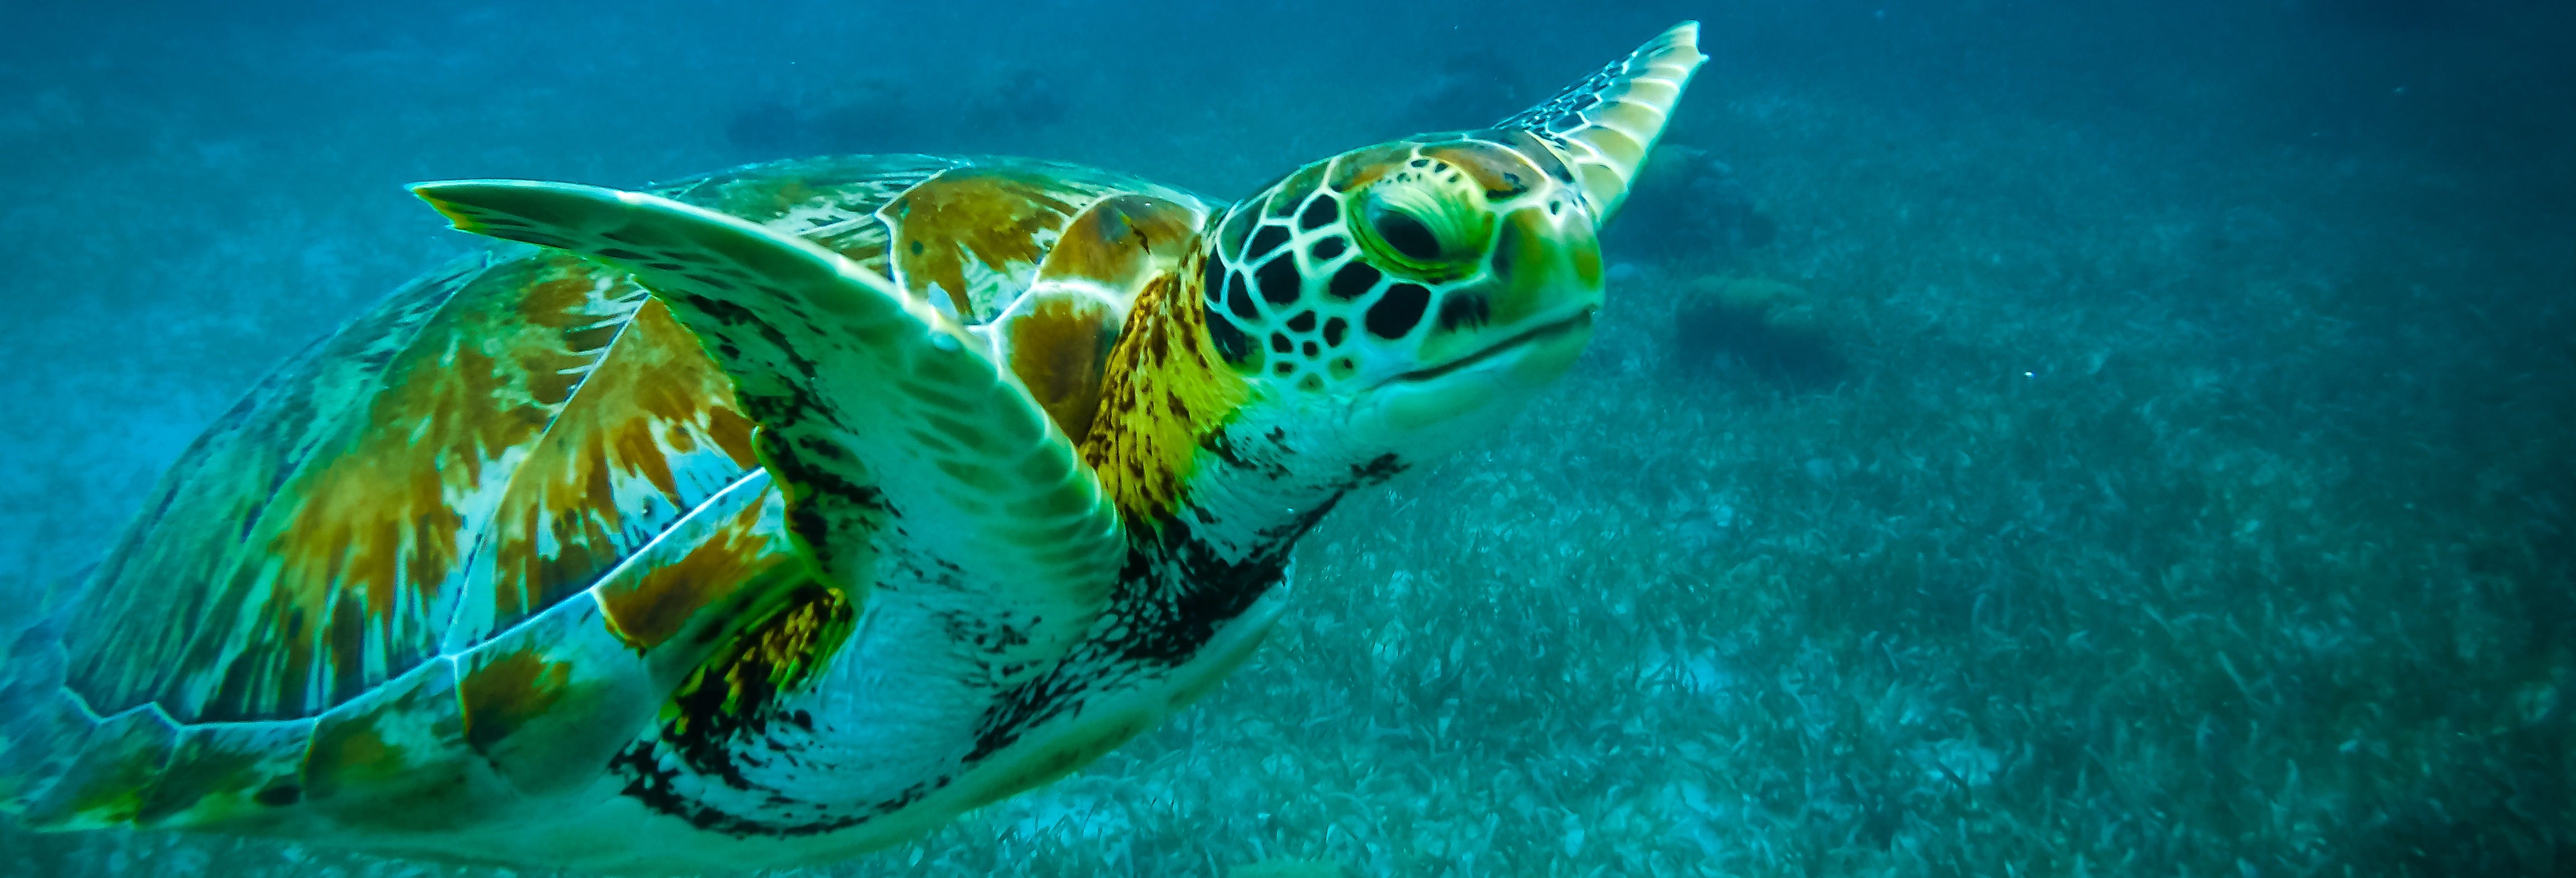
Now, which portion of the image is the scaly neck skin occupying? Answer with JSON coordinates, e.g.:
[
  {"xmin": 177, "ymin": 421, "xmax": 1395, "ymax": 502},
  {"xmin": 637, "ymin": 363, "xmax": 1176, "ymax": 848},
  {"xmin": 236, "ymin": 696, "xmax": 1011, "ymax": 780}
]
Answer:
[
  {"xmin": 1078, "ymin": 250, "xmax": 1405, "ymax": 637},
  {"xmin": 1097, "ymin": 395, "xmax": 1404, "ymax": 676},
  {"xmin": 1164, "ymin": 398, "xmax": 1403, "ymax": 562}
]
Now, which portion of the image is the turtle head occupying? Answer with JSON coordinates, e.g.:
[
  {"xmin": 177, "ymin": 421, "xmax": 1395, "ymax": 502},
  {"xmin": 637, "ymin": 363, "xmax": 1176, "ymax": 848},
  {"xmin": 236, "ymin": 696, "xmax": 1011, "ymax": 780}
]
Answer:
[
  {"xmin": 1198, "ymin": 134, "xmax": 1607, "ymax": 457},
  {"xmin": 1088, "ymin": 22, "xmax": 1702, "ymax": 548},
  {"xmin": 1190, "ymin": 21, "xmax": 1705, "ymax": 462}
]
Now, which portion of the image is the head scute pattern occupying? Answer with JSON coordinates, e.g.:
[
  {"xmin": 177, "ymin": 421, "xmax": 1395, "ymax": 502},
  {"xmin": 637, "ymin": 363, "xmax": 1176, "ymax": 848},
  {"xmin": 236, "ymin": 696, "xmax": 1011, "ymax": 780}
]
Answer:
[{"xmin": 1192, "ymin": 131, "xmax": 1613, "ymax": 398}]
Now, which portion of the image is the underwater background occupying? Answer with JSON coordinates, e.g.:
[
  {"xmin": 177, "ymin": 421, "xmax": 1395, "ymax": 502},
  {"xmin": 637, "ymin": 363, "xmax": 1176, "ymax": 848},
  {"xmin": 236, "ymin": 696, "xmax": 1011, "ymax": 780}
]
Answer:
[{"xmin": 2, "ymin": 0, "xmax": 2572, "ymax": 875}]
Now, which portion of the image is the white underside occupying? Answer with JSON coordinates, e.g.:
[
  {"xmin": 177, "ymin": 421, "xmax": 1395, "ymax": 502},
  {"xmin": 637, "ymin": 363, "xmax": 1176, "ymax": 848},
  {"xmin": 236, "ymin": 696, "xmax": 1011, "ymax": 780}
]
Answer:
[{"xmin": 353, "ymin": 583, "xmax": 1287, "ymax": 875}]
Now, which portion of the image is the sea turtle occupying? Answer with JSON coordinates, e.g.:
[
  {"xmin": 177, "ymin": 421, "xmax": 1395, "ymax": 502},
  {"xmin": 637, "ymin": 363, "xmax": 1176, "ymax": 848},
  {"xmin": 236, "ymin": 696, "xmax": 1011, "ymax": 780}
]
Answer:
[{"xmin": 0, "ymin": 22, "xmax": 1704, "ymax": 874}]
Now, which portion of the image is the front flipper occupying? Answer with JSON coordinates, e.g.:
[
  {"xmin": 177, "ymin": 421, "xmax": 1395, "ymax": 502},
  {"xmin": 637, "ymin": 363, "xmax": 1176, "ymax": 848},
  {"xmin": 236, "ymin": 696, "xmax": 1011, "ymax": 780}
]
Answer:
[
  {"xmin": 410, "ymin": 181, "xmax": 1124, "ymax": 687},
  {"xmin": 1498, "ymin": 20, "xmax": 1706, "ymax": 221}
]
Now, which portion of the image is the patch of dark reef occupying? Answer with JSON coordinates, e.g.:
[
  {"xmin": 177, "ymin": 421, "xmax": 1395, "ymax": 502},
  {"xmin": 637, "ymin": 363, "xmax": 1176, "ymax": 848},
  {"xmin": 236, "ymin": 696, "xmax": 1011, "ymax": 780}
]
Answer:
[
  {"xmin": 1606, "ymin": 145, "xmax": 1775, "ymax": 263},
  {"xmin": 1666, "ymin": 297, "xmax": 1846, "ymax": 395}
]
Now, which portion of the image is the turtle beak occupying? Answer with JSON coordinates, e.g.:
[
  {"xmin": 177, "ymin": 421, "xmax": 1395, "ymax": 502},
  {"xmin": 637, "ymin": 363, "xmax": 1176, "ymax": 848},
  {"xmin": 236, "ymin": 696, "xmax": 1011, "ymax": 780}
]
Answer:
[{"xmin": 1493, "ymin": 21, "xmax": 1707, "ymax": 224}]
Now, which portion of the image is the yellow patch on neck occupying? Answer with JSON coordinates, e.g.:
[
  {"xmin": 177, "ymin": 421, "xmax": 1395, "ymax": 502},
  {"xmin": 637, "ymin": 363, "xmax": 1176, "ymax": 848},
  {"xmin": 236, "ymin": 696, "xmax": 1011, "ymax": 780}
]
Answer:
[{"xmin": 1081, "ymin": 263, "xmax": 1252, "ymax": 526}]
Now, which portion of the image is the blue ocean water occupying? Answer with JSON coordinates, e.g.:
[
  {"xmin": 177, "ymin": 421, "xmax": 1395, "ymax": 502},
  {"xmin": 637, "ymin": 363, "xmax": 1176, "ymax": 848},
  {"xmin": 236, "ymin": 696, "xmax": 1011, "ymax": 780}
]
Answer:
[{"xmin": 2, "ymin": 1, "xmax": 2570, "ymax": 875}]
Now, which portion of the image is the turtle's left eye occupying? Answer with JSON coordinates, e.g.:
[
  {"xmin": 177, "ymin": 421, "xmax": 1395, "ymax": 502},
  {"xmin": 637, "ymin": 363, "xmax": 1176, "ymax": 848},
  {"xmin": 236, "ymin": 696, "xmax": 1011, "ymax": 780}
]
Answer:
[
  {"xmin": 1353, "ymin": 179, "xmax": 1491, "ymax": 279},
  {"xmin": 1366, "ymin": 203, "xmax": 1443, "ymax": 263}
]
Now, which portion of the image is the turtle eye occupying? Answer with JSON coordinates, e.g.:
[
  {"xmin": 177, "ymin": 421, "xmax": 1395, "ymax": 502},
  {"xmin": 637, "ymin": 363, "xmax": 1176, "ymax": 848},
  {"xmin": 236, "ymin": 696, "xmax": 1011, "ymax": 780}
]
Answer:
[
  {"xmin": 1352, "ymin": 176, "xmax": 1491, "ymax": 279},
  {"xmin": 1366, "ymin": 203, "xmax": 1442, "ymax": 263}
]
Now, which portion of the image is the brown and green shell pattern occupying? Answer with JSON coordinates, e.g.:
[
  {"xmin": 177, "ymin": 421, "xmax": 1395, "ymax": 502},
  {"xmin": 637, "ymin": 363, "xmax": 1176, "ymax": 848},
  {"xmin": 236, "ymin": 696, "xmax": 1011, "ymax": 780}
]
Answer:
[
  {"xmin": 0, "ymin": 20, "xmax": 1704, "ymax": 874},
  {"xmin": 1, "ymin": 154, "xmax": 1216, "ymax": 842}
]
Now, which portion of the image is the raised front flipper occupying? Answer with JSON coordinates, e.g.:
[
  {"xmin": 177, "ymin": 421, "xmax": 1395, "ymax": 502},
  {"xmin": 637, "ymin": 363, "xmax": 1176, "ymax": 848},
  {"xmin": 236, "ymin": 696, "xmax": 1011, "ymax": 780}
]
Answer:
[
  {"xmin": 410, "ymin": 181, "xmax": 1125, "ymax": 689},
  {"xmin": 1498, "ymin": 20, "xmax": 1707, "ymax": 220}
]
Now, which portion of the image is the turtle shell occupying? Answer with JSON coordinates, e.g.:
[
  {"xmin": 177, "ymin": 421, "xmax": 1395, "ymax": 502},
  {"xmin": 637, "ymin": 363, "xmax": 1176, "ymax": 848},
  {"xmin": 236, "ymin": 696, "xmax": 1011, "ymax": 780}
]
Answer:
[
  {"xmin": 10, "ymin": 154, "xmax": 1215, "ymax": 834},
  {"xmin": 4, "ymin": 19, "xmax": 1706, "ymax": 862}
]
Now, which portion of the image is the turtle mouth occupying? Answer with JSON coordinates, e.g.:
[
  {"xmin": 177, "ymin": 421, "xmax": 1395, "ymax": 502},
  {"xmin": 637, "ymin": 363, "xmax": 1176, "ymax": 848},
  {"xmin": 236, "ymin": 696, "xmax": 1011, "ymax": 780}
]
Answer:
[{"xmin": 1384, "ymin": 307, "xmax": 1597, "ymax": 386}]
